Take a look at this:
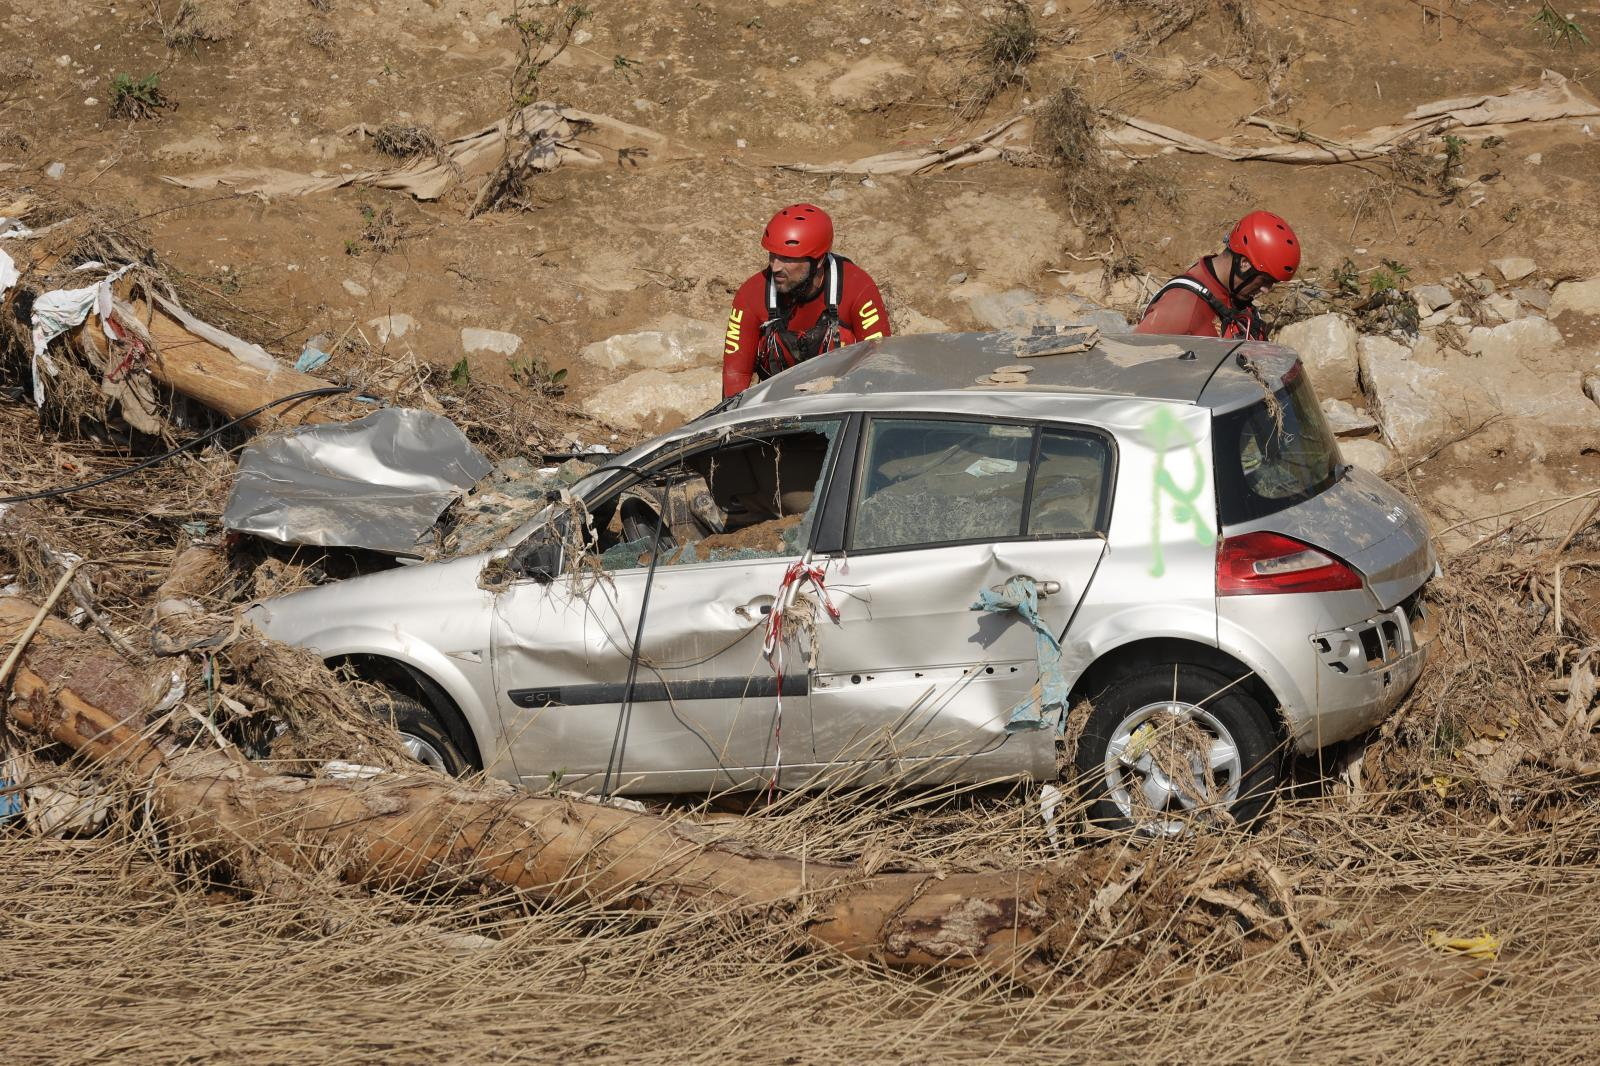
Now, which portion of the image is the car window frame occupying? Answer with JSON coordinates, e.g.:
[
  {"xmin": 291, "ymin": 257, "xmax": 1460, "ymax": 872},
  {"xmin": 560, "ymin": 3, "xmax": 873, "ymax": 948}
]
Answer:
[
  {"xmin": 565, "ymin": 413, "xmax": 852, "ymax": 574},
  {"xmin": 823, "ymin": 411, "xmax": 1118, "ymax": 558}
]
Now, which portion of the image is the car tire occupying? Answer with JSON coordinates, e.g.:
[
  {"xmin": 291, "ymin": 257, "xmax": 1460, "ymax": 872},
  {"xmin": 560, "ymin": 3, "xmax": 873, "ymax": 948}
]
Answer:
[
  {"xmin": 1074, "ymin": 662, "xmax": 1281, "ymax": 834},
  {"xmin": 368, "ymin": 691, "xmax": 473, "ymax": 778}
]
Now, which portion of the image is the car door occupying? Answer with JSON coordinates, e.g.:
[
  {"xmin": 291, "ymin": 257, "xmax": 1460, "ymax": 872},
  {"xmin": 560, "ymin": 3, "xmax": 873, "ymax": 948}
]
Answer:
[
  {"xmin": 489, "ymin": 417, "xmax": 845, "ymax": 795},
  {"xmin": 805, "ymin": 415, "xmax": 1114, "ymax": 772}
]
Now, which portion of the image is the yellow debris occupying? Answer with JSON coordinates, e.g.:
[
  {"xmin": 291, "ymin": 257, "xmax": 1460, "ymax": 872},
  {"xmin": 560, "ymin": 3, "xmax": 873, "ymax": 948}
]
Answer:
[
  {"xmin": 1425, "ymin": 928, "xmax": 1501, "ymax": 960},
  {"xmin": 1432, "ymin": 775, "xmax": 1454, "ymax": 798}
]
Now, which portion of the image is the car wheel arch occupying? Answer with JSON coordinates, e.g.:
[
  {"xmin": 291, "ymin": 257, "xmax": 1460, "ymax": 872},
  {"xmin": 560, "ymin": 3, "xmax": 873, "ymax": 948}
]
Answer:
[
  {"xmin": 1066, "ymin": 637, "xmax": 1287, "ymax": 744},
  {"xmin": 330, "ymin": 653, "xmax": 484, "ymax": 770}
]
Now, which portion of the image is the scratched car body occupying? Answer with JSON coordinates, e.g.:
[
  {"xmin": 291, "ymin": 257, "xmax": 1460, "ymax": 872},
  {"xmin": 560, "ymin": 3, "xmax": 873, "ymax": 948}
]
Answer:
[{"xmin": 251, "ymin": 330, "xmax": 1437, "ymax": 831}]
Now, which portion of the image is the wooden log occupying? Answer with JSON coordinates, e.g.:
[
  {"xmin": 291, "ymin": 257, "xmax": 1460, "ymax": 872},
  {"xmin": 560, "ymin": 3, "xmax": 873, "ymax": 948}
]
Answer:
[
  {"xmin": 0, "ymin": 597, "xmax": 1057, "ymax": 978},
  {"xmin": 123, "ymin": 294, "xmax": 365, "ymax": 429}
]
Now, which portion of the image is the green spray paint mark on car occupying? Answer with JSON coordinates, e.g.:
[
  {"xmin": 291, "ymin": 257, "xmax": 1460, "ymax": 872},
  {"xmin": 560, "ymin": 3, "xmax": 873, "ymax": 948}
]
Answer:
[{"xmin": 1144, "ymin": 407, "xmax": 1216, "ymax": 577}]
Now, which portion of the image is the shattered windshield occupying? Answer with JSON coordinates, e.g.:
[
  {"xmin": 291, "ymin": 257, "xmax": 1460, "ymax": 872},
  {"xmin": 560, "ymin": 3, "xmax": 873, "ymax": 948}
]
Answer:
[{"xmin": 1213, "ymin": 365, "xmax": 1341, "ymax": 524}]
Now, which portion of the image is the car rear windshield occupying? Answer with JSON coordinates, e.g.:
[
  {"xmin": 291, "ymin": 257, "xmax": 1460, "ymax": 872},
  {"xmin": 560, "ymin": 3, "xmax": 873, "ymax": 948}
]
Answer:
[{"xmin": 1213, "ymin": 364, "xmax": 1341, "ymax": 524}]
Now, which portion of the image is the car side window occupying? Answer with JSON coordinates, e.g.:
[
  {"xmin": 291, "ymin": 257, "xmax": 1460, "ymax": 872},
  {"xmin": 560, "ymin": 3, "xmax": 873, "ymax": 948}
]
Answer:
[
  {"xmin": 851, "ymin": 418, "xmax": 1034, "ymax": 551},
  {"xmin": 1028, "ymin": 429, "xmax": 1112, "ymax": 537},
  {"xmin": 592, "ymin": 420, "xmax": 842, "ymax": 570}
]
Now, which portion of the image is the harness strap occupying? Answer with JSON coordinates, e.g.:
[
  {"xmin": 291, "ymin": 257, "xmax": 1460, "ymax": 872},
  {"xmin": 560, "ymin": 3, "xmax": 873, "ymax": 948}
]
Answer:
[
  {"xmin": 1145, "ymin": 275, "xmax": 1267, "ymax": 340},
  {"xmin": 757, "ymin": 254, "xmax": 843, "ymax": 379}
]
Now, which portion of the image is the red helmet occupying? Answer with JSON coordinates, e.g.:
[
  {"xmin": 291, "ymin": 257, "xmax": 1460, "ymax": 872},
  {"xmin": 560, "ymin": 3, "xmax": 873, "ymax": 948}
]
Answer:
[
  {"xmin": 762, "ymin": 203, "xmax": 833, "ymax": 259},
  {"xmin": 1227, "ymin": 210, "xmax": 1300, "ymax": 282}
]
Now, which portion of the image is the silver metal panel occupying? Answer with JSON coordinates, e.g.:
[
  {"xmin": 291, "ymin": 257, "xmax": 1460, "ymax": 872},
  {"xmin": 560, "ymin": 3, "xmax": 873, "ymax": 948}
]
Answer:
[
  {"xmin": 490, "ymin": 557, "xmax": 809, "ymax": 794},
  {"xmin": 809, "ymin": 540, "xmax": 1104, "ymax": 767},
  {"xmin": 225, "ymin": 407, "xmax": 492, "ymax": 557}
]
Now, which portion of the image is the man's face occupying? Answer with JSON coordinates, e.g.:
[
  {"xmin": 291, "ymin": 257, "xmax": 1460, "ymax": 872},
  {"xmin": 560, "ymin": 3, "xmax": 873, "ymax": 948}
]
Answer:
[
  {"xmin": 768, "ymin": 253, "xmax": 815, "ymax": 295},
  {"xmin": 1234, "ymin": 271, "xmax": 1275, "ymax": 302}
]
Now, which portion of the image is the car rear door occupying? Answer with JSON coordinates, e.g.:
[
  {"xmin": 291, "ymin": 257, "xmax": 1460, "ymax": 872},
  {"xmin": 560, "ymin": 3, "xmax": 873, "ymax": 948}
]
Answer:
[{"xmin": 804, "ymin": 414, "xmax": 1114, "ymax": 772}]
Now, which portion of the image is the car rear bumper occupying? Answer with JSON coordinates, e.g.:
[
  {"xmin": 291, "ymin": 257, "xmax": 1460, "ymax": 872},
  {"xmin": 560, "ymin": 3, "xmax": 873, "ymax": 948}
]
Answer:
[{"xmin": 1293, "ymin": 590, "xmax": 1436, "ymax": 752}]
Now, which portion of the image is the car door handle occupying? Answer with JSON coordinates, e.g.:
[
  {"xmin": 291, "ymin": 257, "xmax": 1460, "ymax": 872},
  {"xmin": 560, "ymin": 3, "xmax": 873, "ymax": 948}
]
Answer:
[
  {"xmin": 735, "ymin": 596, "xmax": 774, "ymax": 621},
  {"xmin": 991, "ymin": 577, "xmax": 1061, "ymax": 597}
]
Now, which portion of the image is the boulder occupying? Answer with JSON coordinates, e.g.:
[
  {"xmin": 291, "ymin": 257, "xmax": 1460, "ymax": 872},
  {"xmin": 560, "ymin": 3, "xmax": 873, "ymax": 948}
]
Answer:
[
  {"xmin": 1275, "ymin": 313, "xmax": 1360, "ymax": 400},
  {"xmin": 1053, "ymin": 270, "xmax": 1154, "ymax": 311},
  {"xmin": 581, "ymin": 367, "xmax": 721, "ymax": 431},
  {"xmin": 1320, "ymin": 397, "xmax": 1379, "ymax": 437},
  {"xmin": 580, "ymin": 314, "xmax": 722, "ymax": 373},
  {"xmin": 1549, "ymin": 276, "xmax": 1600, "ymax": 318},
  {"xmin": 1490, "ymin": 257, "xmax": 1537, "ymax": 283},
  {"xmin": 1511, "ymin": 286, "xmax": 1550, "ymax": 312},
  {"xmin": 1339, "ymin": 438, "xmax": 1394, "ymax": 476},
  {"xmin": 1479, "ymin": 293, "xmax": 1521, "ymax": 324},
  {"xmin": 894, "ymin": 306, "xmax": 952, "ymax": 335},
  {"xmin": 461, "ymin": 327, "xmax": 521, "ymax": 356},
  {"xmin": 1412, "ymin": 283, "xmax": 1454, "ymax": 313},
  {"xmin": 951, "ymin": 282, "xmax": 1128, "ymax": 333},
  {"xmin": 1464, "ymin": 316, "xmax": 1562, "ymax": 363},
  {"xmin": 1358, "ymin": 338, "xmax": 1474, "ymax": 455}
]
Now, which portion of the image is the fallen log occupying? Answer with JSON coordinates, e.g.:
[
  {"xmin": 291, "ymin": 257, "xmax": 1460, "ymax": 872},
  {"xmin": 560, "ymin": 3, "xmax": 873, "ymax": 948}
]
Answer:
[
  {"xmin": 0, "ymin": 597, "xmax": 1056, "ymax": 978},
  {"xmin": 122, "ymin": 293, "xmax": 366, "ymax": 429}
]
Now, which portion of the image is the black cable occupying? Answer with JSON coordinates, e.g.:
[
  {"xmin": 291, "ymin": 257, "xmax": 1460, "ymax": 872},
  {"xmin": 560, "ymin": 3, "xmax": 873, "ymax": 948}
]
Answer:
[
  {"xmin": 0, "ymin": 385, "xmax": 357, "ymax": 504},
  {"xmin": 598, "ymin": 494, "xmax": 669, "ymax": 801}
]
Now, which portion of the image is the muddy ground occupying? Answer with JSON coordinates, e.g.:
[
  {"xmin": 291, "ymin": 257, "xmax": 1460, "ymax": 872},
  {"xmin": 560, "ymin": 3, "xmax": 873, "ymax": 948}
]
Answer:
[{"xmin": 4, "ymin": 0, "xmax": 1600, "ymax": 1062}]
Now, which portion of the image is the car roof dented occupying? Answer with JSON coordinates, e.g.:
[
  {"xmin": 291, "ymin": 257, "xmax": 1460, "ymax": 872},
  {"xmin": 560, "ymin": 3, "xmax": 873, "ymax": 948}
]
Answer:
[{"xmin": 733, "ymin": 329, "xmax": 1294, "ymax": 411}]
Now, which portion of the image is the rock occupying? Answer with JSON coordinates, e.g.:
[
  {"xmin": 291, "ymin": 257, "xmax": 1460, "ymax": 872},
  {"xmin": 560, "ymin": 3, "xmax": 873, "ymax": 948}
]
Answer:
[
  {"xmin": 1480, "ymin": 293, "xmax": 1520, "ymax": 323},
  {"xmin": 579, "ymin": 314, "xmax": 721, "ymax": 372},
  {"xmin": 1053, "ymin": 270, "xmax": 1153, "ymax": 311},
  {"xmin": 1275, "ymin": 314, "xmax": 1360, "ymax": 400},
  {"xmin": 1320, "ymin": 397, "xmax": 1379, "ymax": 437},
  {"xmin": 1490, "ymin": 257, "xmax": 1537, "ymax": 283},
  {"xmin": 1358, "ymin": 337, "xmax": 1472, "ymax": 455},
  {"xmin": 581, "ymin": 367, "xmax": 721, "ymax": 431},
  {"xmin": 1467, "ymin": 276, "xmax": 1497, "ymax": 297},
  {"xmin": 1526, "ymin": 152, "xmax": 1543, "ymax": 165},
  {"xmin": 1420, "ymin": 308, "xmax": 1452, "ymax": 330},
  {"xmin": 1339, "ymin": 438, "xmax": 1394, "ymax": 476},
  {"xmin": 342, "ymin": 279, "xmax": 369, "ymax": 298},
  {"xmin": 461, "ymin": 327, "xmax": 521, "ymax": 356},
  {"xmin": 952, "ymin": 282, "xmax": 1128, "ymax": 333},
  {"xmin": 1511, "ymin": 286, "xmax": 1551, "ymax": 312},
  {"xmin": 1550, "ymin": 276, "xmax": 1600, "ymax": 318},
  {"xmin": 45, "ymin": 162, "xmax": 65, "ymax": 181},
  {"xmin": 1412, "ymin": 283, "xmax": 1455, "ymax": 313},
  {"xmin": 1585, "ymin": 374, "xmax": 1600, "ymax": 409},
  {"xmin": 367, "ymin": 313, "xmax": 416, "ymax": 342},
  {"xmin": 894, "ymin": 307, "xmax": 952, "ymax": 335},
  {"xmin": 1464, "ymin": 316, "xmax": 1562, "ymax": 363},
  {"xmin": 827, "ymin": 58, "xmax": 917, "ymax": 112},
  {"xmin": 947, "ymin": 271, "xmax": 967, "ymax": 285}
]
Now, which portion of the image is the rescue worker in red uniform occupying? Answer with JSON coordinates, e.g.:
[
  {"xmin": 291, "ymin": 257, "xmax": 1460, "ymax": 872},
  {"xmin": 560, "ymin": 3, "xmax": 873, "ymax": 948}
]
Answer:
[
  {"xmin": 1134, "ymin": 211, "xmax": 1301, "ymax": 341},
  {"xmin": 722, "ymin": 204, "xmax": 892, "ymax": 398}
]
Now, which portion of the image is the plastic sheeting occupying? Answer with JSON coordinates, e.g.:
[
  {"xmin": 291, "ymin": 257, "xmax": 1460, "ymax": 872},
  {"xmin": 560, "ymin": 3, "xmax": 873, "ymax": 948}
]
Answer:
[
  {"xmin": 224, "ymin": 407, "xmax": 492, "ymax": 557},
  {"xmin": 971, "ymin": 575, "xmax": 1069, "ymax": 733}
]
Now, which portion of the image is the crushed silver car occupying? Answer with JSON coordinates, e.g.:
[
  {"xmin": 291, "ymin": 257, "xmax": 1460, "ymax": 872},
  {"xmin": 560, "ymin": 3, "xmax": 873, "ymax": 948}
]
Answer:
[{"xmin": 250, "ymin": 329, "xmax": 1437, "ymax": 831}]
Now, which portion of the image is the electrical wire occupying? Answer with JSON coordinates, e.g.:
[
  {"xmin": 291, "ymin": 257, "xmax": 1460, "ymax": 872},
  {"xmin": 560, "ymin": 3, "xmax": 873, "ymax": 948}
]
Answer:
[
  {"xmin": 0, "ymin": 385, "xmax": 356, "ymax": 504},
  {"xmin": 598, "ymin": 497, "xmax": 668, "ymax": 801}
]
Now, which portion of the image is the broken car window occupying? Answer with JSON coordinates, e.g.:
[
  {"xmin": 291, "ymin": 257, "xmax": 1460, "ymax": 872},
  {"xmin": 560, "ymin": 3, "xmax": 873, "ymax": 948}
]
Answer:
[
  {"xmin": 1028, "ymin": 430, "xmax": 1111, "ymax": 537},
  {"xmin": 850, "ymin": 418, "xmax": 1112, "ymax": 551},
  {"xmin": 852, "ymin": 418, "xmax": 1035, "ymax": 551},
  {"xmin": 1213, "ymin": 366, "xmax": 1340, "ymax": 523},
  {"xmin": 586, "ymin": 420, "xmax": 842, "ymax": 570}
]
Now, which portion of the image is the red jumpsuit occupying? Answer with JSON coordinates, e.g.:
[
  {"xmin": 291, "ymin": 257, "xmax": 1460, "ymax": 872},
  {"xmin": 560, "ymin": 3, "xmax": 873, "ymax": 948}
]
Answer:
[
  {"xmin": 722, "ymin": 259, "xmax": 891, "ymax": 397},
  {"xmin": 1134, "ymin": 256, "xmax": 1265, "ymax": 340}
]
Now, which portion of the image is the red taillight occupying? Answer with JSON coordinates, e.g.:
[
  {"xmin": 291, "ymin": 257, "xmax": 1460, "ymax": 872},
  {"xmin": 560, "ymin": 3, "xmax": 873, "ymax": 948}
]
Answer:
[{"xmin": 1216, "ymin": 531, "xmax": 1363, "ymax": 596}]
